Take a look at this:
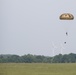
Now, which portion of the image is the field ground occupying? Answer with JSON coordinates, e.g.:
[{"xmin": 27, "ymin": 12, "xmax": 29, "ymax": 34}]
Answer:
[{"xmin": 0, "ymin": 63, "xmax": 76, "ymax": 75}]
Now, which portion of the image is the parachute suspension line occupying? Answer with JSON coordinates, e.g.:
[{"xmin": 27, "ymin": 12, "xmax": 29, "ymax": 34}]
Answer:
[
  {"xmin": 51, "ymin": 42, "xmax": 57, "ymax": 63},
  {"xmin": 64, "ymin": 21, "xmax": 69, "ymax": 44},
  {"xmin": 52, "ymin": 42, "xmax": 58, "ymax": 56},
  {"xmin": 60, "ymin": 43, "xmax": 65, "ymax": 55}
]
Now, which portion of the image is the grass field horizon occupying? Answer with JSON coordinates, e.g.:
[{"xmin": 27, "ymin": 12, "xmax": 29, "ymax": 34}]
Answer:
[{"xmin": 0, "ymin": 63, "xmax": 76, "ymax": 75}]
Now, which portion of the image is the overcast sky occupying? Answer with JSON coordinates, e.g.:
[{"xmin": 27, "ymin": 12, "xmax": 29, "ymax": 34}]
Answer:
[{"xmin": 0, "ymin": 0, "xmax": 76, "ymax": 56}]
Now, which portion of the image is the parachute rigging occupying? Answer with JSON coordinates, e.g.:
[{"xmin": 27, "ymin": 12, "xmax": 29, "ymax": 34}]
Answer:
[{"xmin": 59, "ymin": 13, "xmax": 74, "ymax": 44}]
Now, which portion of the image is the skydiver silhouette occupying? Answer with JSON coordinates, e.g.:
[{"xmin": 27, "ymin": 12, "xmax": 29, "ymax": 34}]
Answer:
[
  {"xmin": 66, "ymin": 32, "xmax": 68, "ymax": 36},
  {"xmin": 64, "ymin": 42, "xmax": 66, "ymax": 44}
]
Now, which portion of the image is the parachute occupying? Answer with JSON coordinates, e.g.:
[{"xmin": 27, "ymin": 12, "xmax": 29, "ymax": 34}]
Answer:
[
  {"xmin": 59, "ymin": 13, "xmax": 74, "ymax": 44},
  {"xmin": 60, "ymin": 13, "xmax": 74, "ymax": 20}
]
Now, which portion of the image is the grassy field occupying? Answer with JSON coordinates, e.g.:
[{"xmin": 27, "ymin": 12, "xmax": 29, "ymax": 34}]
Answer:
[{"xmin": 0, "ymin": 63, "xmax": 76, "ymax": 75}]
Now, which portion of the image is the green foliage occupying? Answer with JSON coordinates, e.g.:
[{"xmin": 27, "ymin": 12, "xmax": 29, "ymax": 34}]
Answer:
[{"xmin": 0, "ymin": 53, "xmax": 76, "ymax": 63}]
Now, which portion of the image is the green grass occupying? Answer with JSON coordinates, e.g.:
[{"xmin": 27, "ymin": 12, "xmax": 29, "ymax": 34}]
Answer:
[{"xmin": 0, "ymin": 63, "xmax": 76, "ymax": 75}]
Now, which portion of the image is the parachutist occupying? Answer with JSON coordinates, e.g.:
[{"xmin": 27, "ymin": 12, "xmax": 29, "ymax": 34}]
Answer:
[
  {"xmin": 66, "ymin": 32, "xmax": 68, "ymax": 36},
  {"xmin": 64, "ymin": 42, "xmax": 66, "ymax": 44}
]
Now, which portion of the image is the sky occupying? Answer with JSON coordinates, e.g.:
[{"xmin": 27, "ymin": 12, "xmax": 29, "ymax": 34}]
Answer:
[{"xmin": 0, "ymin": 0, "xmax": 76, "ymax": 56}]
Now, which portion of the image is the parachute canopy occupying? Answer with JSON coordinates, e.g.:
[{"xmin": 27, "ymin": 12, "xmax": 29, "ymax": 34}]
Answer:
[{"xmin": 60, "ymin": 13, "xmax": 74, "ymax": 20}]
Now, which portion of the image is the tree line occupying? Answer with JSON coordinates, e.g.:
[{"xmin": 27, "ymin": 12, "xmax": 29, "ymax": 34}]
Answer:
[{"xmin": 0, "ymin": 53, "xmax": 76, "ymax": 63}]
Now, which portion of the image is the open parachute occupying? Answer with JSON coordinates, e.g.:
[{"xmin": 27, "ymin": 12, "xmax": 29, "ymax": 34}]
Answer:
[
  {"xmin": 60, "ymin": 13, "xmax": 74, "ymax": 20},
  {"xmin": 59, "ymin": 13, "xmax": 74, "ymax": 44}
]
